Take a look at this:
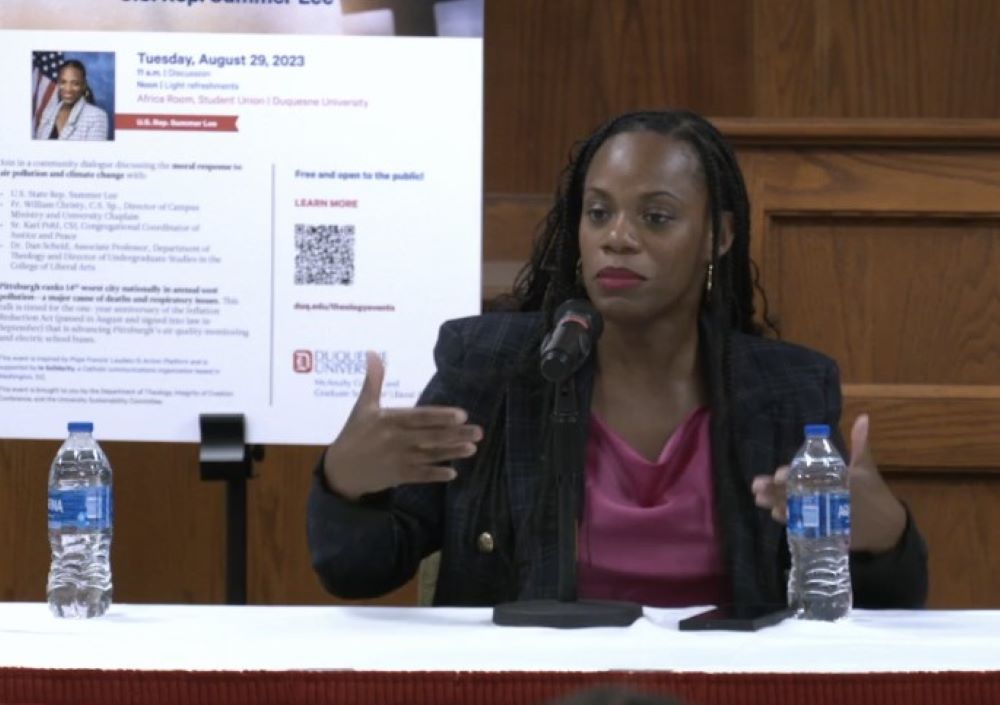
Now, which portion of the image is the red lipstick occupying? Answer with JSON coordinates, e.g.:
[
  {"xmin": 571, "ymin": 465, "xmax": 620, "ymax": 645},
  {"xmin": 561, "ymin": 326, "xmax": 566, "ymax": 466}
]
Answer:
[{"xmin": 596, "ymin": 266, "xmax": 646, "ymax": 291}]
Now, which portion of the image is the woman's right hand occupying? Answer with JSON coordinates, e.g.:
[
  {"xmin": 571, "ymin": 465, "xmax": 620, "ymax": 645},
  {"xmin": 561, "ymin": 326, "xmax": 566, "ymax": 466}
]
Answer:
[{"xmin": 323, "ymin": 351, "xmax": 483, "ymax": 500}]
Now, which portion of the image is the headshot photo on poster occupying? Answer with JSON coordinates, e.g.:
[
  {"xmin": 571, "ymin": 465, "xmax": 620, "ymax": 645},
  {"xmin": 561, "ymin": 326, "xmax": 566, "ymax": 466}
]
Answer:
[{"xmin": 32, "ymin": 50, "xmax": 116, "ymax": 141}]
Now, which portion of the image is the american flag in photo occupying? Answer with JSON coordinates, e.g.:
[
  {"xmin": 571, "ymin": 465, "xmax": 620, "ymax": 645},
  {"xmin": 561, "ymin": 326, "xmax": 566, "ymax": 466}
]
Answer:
[{"xmin": 33, "ymin": 51, "xmax": 65, "ymax": 130}]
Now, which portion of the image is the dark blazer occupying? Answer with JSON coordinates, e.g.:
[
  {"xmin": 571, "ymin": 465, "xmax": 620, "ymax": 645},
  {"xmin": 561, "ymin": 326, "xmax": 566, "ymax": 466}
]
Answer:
[{"xmin": 308, "ymin": 312, "xmax": 928, "ymax": 607}]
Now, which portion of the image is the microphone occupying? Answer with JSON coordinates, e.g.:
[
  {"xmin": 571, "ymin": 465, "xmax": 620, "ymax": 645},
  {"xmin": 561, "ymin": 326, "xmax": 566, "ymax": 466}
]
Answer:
[{"xmin": 540, "ymin": 299, "xmax": 603, "ymax": 382}]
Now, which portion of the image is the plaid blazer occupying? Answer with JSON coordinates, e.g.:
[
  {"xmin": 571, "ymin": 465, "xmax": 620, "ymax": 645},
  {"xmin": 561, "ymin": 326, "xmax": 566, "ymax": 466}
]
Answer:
[
  {"xmin": 308, "ymin": 312, "xmax": 928, "ymax": 607},
  {"xmin": 35, "ymin": 100, "xmax": 109, "ymax": 141}
]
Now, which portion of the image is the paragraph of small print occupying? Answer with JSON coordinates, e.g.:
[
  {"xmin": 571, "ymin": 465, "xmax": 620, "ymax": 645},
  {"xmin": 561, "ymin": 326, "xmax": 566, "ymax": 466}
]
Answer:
[{"xmin": 294, "ymin": 224, "xmax": 355, "ymax": 285}]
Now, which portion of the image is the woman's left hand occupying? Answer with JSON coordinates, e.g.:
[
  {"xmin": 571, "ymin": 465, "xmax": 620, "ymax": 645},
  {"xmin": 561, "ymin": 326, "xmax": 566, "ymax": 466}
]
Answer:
[{"xmin": 751, "ymin": 414, "xmax": 908, "ymax": 553}]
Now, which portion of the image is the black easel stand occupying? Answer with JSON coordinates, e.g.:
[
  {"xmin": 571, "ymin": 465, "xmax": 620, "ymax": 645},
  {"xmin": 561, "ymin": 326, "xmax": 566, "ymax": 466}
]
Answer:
[
  {"xmin": 199, "ymin": 413, "xmax": 263, "ymax": 605},
  {"xmin": 492, "ymin": 378, "xmax": 642, "ymax": 628}
]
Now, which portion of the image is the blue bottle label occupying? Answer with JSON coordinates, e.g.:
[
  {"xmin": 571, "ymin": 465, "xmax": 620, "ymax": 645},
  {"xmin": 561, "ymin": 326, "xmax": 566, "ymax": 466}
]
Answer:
[
  {"xmin": 787, "ymin": 491, "xmax": 850, "ymax": 538},
  {"xmin": 48, "ymin": 487, "xmax": 113, "ymax": 530}
]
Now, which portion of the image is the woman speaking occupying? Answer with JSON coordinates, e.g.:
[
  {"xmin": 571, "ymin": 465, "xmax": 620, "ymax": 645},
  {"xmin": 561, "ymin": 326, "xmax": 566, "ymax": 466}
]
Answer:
[{"xmin": 307, "ymin": 110, "xmax": 928, "ymax": 610}]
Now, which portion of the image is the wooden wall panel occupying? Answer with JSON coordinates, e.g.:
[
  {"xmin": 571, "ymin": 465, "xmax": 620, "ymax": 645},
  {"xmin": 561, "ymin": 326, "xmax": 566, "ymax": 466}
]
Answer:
[
  {"xmin": 767, "ymin": 217, "xmax": 1000, "ymax": 384},
  {"xmin": 484, "ymin": 0, "xmax": 1000, "ymax": 192},
  {"xmin": 818, "ymin": 0, "xmax": 1000, "ymax": 118},
  {"xmin": 752, "ymin": 0, "xmax": 824, "ymax": 116},
  {"xmin": 484, "ymin": 0, "xmax": 755, "ymax": 192},
  {"xmin": 107, "ymin": 441, "xmax": 226, "ymax": 603},
  {"xmin": 886, "ymin": 472, "xmax": 1000, "ymax": 608},
  {"xmin": 753, "ymin": 0, "xmax": 1000, "ymax": 118},
  {"xmin": 0, "ymin": 440, "xmax": 51, "ymax": 600},
  {"xmin": 482, "ymin": 194, "xmax": 549, "ymax": 262},
  {"xmin": 0, "ymin": 439, "xmax": 225, "ymax": 603},
  {"xmin": 741, "ymin": 134, "xmax": 1000, "ymax": 608},
  {"xmin": 247, "ymin": 445, "xmax": 417, "ymax": 606}
]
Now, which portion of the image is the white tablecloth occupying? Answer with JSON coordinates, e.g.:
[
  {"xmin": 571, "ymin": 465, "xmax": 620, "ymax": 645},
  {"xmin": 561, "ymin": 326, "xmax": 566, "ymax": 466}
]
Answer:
[{"xmin": 1, "ymin": 603, "xmax": 998, "ymax": 673}]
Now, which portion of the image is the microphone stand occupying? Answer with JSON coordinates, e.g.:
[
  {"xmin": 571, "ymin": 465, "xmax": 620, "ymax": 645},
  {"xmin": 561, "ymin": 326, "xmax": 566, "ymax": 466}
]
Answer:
[{"xmin": 492, "ymin": 373, "xmax": 642, "ymax": 628}]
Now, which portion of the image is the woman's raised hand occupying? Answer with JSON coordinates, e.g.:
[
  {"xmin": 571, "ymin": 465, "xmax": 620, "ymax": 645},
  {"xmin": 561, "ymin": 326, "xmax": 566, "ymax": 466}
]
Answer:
[
  {"xmin": 751, "ymin": 414, "xmax": 907, "ymax": 553},
  {"xmin": 322, "ymin": 351, "xmax": 483, "ymax": 500}
]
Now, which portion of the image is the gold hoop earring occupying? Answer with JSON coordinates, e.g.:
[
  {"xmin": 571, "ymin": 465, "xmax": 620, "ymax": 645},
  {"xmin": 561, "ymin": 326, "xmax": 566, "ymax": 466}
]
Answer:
[{"xmin": 705, "ymin": 262, "xmax": 714, "ymax": 296}]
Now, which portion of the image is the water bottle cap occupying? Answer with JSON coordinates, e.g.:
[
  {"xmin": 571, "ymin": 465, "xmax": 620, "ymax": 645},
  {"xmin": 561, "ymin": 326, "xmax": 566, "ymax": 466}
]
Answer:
[
  {"xmin": 804, "ymin": 424, "xmax": 830, "ymax": 438},
  {"xmin": 67, "ymin": 422, "xmax": 94, "ymax": 434}
]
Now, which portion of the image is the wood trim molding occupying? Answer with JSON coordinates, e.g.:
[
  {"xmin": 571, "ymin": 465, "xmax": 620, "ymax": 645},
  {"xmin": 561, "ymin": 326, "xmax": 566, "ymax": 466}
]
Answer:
[
  {"xmin": 844, "ymin": 384, "xmax": 1000, "ymax": 401},
  {"xmin": 483, "ymin": 259, "xmax": 523, "ymax": 299},
  {"xmin": 841, "ymin": 386, "xmax": 1000, "ymax": 471},
  {"xmin": 712, "ymin": 118, "xmax": 1000, "ymax": 147}
]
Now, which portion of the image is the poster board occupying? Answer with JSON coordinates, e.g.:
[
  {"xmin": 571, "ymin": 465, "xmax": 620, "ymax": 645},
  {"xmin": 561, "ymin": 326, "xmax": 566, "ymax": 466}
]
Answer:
[{"xmin": 0, "ymin": 0, "xmax": 483, "ymax": 444}]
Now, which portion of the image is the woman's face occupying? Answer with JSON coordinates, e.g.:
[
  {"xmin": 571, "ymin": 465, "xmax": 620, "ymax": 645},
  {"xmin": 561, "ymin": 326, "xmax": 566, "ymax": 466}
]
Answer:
[
  {"xmin": 578, "ymin": 130, "xmax": 720, "ymax": 326},
  {"xmin": 57, "ymin": 66, "xmax": 86, "ymax": 106}
]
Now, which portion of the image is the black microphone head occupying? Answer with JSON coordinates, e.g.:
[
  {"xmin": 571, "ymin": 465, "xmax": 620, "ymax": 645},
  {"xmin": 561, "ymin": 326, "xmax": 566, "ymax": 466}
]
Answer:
[
  {"xmin": 552, "ymin": 299, "xmax": 603, "ymax": 338},
  {"xmin": 540, "ymin": 300, "xmax": 604, "ymax": 382}
]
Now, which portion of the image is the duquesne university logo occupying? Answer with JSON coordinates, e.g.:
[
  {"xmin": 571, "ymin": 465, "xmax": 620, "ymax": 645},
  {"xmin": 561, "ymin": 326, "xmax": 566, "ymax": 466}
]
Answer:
[
  {"xmin": 293, "ymin": 350, "xmax": 382, "ymax": 375},
  {"xmin": 293, "ymin": 350, "xmax": 313, "ymax": 373}
]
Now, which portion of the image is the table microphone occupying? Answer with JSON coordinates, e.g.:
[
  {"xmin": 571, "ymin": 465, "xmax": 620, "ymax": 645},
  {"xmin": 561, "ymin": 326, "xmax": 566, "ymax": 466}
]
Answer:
[
  {"xmin": 540, "ymin": 300, "xmax": 603, "ymax": 382},
  {"xmin": 496, "ymin": 297, "xmax": 640, "ymax": 629}
]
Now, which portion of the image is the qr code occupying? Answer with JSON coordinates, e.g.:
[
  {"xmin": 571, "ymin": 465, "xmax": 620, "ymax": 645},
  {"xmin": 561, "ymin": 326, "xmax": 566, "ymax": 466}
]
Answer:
[{"xmin": 294, "ymin": 224, "xmax": 355, "ymax": 285}]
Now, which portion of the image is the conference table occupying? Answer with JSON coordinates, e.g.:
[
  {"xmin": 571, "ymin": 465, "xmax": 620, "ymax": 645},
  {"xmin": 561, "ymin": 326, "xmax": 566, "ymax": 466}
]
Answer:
[{"xmin": 0, "ymin": 603, "xmax": 998, "ymax": 705}]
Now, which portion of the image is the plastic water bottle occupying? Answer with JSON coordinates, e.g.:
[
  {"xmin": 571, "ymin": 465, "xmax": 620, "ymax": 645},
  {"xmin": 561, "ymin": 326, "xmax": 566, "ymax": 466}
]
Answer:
[
  {"xmin": 786, "ymin": 424, "xmax": 851, "ymax": 621},
  {"xmin": 47, "ymin": 422, "xmax": 113, "ymax": 618}
]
